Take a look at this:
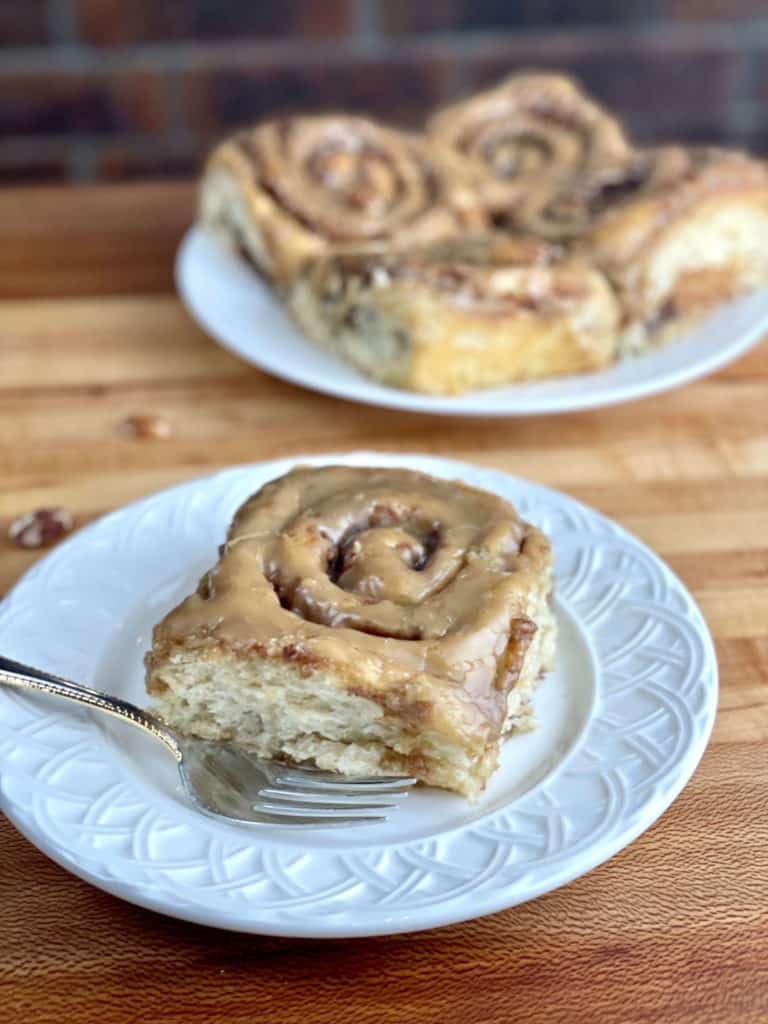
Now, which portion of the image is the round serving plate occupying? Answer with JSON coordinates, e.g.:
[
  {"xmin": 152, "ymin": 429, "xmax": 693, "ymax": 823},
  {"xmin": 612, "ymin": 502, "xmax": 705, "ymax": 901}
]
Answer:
[
  {"xmin": 176, "ymin": 224, "xmax": 768, "ymax": 417},
  {"xmin": 0, "ymin": 453, "xmax": 717, "ymax": 936}
]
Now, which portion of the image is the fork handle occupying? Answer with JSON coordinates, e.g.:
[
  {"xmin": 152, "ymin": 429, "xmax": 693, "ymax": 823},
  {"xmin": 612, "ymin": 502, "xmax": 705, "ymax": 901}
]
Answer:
[{"xmin": 0, "ymin": 654, "xmax": 182, "ymax": 761}]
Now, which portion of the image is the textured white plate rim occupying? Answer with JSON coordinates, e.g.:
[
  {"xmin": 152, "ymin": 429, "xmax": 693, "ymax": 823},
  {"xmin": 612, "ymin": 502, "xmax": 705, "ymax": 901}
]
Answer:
[
  {"xmin": 1, "ymin": 765, "xmax": 699, "ymax": 939},
  {"xmin": 0, "ymin": 453, "xmax": 719, "ymax": 937},
  {"xmin": 176, "ymin": 224, "xmax": 768, "ymax": 417},
  {"xmin": 0, "ymin": 725, "xmax": 711, "ymax": 939}
]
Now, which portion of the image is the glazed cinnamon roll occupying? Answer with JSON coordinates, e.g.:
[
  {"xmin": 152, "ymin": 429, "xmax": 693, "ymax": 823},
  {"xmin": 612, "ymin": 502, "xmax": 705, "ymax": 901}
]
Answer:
[
  {"xmin": 146, "ymin": 465, "xmax": 555, "ymax": 799},
  {"xmin": 427, "ymin": 71, "xmax": 636, "ymax": 224},
  {"xmin": 288, "ymin": 233, "xmax": 619, "ymax": 393},
  {"xmin": 199, "ymin": 114, "xmax": 483, "ymax": 285},
  {"xmin": 519, "ymin": 145, "xmax": 768, "ymax": 352}
]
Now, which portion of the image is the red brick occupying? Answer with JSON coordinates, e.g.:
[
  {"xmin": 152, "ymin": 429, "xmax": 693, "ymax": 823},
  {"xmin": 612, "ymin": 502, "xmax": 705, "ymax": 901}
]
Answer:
[
  {"xmin": 626, "ymin": 109, "xmax": 737, "ymax": 148},
  {"xmin": 0, "ymin": 72, "xmax": 168, "ymax": 136},
  {"xmin": 96, "ymin": 143, "xmax": 201, "ymax": 180},
  {"xmin": 380, "ymin": 0, "xmax": 660, "ymax": 32},
  {"xmin": 185, "ymin": 56, "xmax": 450, "ymax": 135},
  {"xmin": 732, "ymin": 124, "xmax": 768, "ymax": 156},
  {"xmin": 379, "ymin": 0, "xmax": 464, "ymax": 33},
  {"xmin": 0, "ymin": 0, "xmax": 49, "ymax": 46},
  {"xmin": 746, "ymin": 50, "xmax": 768, "ymax": 104},
  {"xmin": 76, "ymin": 0, "xmax": 352, "ymax": 46},
  {"xmin": 569, "ymin": 50, "xmax": 733, "ymax": 115},
  {"xmin": 461, "ymin": 44, "xmax": 735, "ymax": 118},
  {"xmin": 666, "ymin": 0, "xmax": 767, "ymax": 17},
  {"xmin": 0, "ymin": 155, "xmax": 70, "ymax": 184},
  {"xmin": 76, "ymin": 0, "xmax": 179, "ymax": 43}
]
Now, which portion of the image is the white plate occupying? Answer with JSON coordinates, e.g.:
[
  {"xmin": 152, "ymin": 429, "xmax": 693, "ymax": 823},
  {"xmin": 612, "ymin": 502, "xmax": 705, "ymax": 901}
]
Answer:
[
  {"xmin": 0, "ymin": 453, "xmax": 717, "ymax": 937},
  {"xmin": 177, "ymin": 225, "xmax": 768, "ymax": 416}
]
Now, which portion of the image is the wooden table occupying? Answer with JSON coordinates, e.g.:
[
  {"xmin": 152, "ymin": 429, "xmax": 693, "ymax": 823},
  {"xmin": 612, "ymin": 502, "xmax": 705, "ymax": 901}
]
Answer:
[{"xmin": 1, "ymin": 183, "xmax": 767, "ymax": 1024}]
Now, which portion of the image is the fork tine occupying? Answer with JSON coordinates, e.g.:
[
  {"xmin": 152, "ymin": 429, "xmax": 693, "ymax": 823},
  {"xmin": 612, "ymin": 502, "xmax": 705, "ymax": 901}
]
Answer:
[
  {"xmin": 257, "ymin": 786, "xmax": 397, "ymax": 807},
  {"xmin": 190, "ymin": 802, "xmax": 385, "ymax": 829},
  {"xmin": 273, "ymin": 769, "xmax": 417, "ymax": 792},
  {"xmin": 277, "ymin": 764, "xmax": 414, "ymax": 783},
  {"xmin": 268, "ymin": 777, "xmax": 413, "ymax": 797},
  {"xmin": 253, "ymin": 800, "xmax": 389, "ymax": 821},
  {"xmin": 252, "ymin": 812, "xmax": 386, "ymax": 828}
]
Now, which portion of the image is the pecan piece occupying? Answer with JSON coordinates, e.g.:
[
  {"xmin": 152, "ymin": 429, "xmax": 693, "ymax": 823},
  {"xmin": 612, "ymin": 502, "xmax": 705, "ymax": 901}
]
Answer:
[
  {"xmin": 118, "ymin": 414, "xmax": 172, "ymax": 441},
  {"xmin": 8, "ymin": 508, "xmax": 74, "ymax": 549}
]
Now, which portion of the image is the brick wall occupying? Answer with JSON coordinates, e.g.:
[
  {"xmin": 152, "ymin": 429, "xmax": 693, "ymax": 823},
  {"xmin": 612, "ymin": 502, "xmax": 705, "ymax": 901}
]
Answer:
[{"xmin": 2, "ymin": 0, "xmax": 768, "ymax": 183}]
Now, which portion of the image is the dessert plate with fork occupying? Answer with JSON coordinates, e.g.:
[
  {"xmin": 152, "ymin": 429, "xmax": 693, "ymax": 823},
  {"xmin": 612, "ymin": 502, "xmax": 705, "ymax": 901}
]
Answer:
[{"xmin": 0, "ymin": 453, "xmax": 717, "ymax": 936}]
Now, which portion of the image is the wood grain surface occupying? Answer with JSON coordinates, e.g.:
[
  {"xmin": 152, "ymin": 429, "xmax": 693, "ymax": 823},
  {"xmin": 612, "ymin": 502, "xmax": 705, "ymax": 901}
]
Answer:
[{"xmin": 1, "ymin": 184, "xmax": 767, "ymax": 1024}]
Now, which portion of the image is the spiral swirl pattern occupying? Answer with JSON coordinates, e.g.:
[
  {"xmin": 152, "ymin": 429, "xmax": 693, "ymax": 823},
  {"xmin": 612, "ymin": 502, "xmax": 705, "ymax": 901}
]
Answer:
[
  {"xmin": 512, "ymin": 147, "xmax": 685, "ymax": 240},
  {"xmin": 154, "ymin": 466, "xmax": 552, "ymax": 720},
  {"xmin": 231, "ymin": 466, "xmax": 538, "ymax": 642},
  {"xmin": 305, "ymin": 233, "xmax": 602, "ymax": 317},
  {"xmin": 517, "ymin": 144, "xmax": 768, "ymax": 243},
  {"xmin": 428, "ymin": 72, "xmax": 636, "ymax": 219},
  {"xmin": 236, "ymin": 115, "xmax": 479, "ymax": 246}
]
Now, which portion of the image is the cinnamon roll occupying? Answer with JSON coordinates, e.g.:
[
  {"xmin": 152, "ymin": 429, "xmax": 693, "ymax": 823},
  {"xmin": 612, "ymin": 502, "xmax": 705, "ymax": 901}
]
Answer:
[
  {"xmin": 427, "ymin": 71, "xmax": 636, "ymax": 225},
  {"xmin": 519, "ymin": 145, "xmax": 768, "ymax": 353},
  {"xmin": 146, "ymin": 465, "xmax": 556, "ymax": 799},
  {"xmin": 288, "ymin": 233, "xmax": 619, "ymax": 393},
  {"xmin": 199, "ymin": 114, "xmax": 483, "ymax": 285}
]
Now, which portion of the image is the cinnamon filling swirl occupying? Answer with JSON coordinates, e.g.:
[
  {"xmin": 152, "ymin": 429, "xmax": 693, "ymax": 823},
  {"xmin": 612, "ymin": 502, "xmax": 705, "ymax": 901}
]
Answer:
[
  {"xmin": 152, "ymin": 466, "xmax": 550, "ymax": 725},
  {"xmin": 313, "ymin": 234, "xmax": 590, "ymax": 317},
  {"xmin": 428, "ymin": 72, "xmax": 636, "ymax": 215},
  {"xmin": 237, "ymin": 116, "xmax": 461, "ymax": 244},
  {"xmin": 515, "ymin": 145, "xmax": 768, "ymax": 242},
  {"xmin": 146, "ymin": 466, "xmax": 556, "ymax": 798}
]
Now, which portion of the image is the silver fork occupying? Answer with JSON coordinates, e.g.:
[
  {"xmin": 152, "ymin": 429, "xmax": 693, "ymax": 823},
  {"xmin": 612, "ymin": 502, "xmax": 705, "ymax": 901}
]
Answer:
[{"xmin": 0, "ymin": 655, "xmax": 415, "ymax": 828}]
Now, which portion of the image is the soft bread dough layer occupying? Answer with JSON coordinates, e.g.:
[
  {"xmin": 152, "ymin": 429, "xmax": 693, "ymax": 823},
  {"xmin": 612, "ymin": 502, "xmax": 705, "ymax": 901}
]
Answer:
[
  {"xmin": 288, "ymin": 234, "xmax": 619, "ymax": 395},
  {"xmin": 146, "ymin": 466, "xmax": 556, "ymax": 799}
]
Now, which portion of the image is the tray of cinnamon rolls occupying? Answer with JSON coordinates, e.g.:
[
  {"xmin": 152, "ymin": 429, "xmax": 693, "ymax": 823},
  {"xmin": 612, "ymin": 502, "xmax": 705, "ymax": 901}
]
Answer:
[{"xmin": 176, "ymin": 70, "xmax": 768, "ymax": 414}]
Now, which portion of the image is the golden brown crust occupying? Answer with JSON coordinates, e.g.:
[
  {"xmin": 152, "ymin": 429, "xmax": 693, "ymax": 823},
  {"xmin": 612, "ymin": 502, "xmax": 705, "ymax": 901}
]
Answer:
[
  {"xmin": 299, "ymin": 233, "xmax": 594, "ymax": 314},
  {"xmin": 200, "ymin": 114, "xmax": 484, "ymax": 284},
  {"xmin": 288, "ymin": 233, "xmax": 619, "ymax": 392},
  {"xmin": 509, "ymin": 145, "xmax": 768, "ymax": 349},
  {"xmin": 428, "ymin": 71, "xmax": 636, "ymax": 221},
  {"xmin": 586, "ymin": 146, "xmax": 768, "ymax": 268},
  {"xmin": 147, "ymin": 465, "xmax": 553, "ymax": 750},
  {"xmin": 515, "ymin": 145, "xmax": 768, "ymax": 243}
]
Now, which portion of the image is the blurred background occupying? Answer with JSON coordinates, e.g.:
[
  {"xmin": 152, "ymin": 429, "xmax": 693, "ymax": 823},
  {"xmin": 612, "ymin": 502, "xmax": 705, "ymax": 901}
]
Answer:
[{"xmin": 1, "ymin": 0, "xmax": 766, "ymax": 184}]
